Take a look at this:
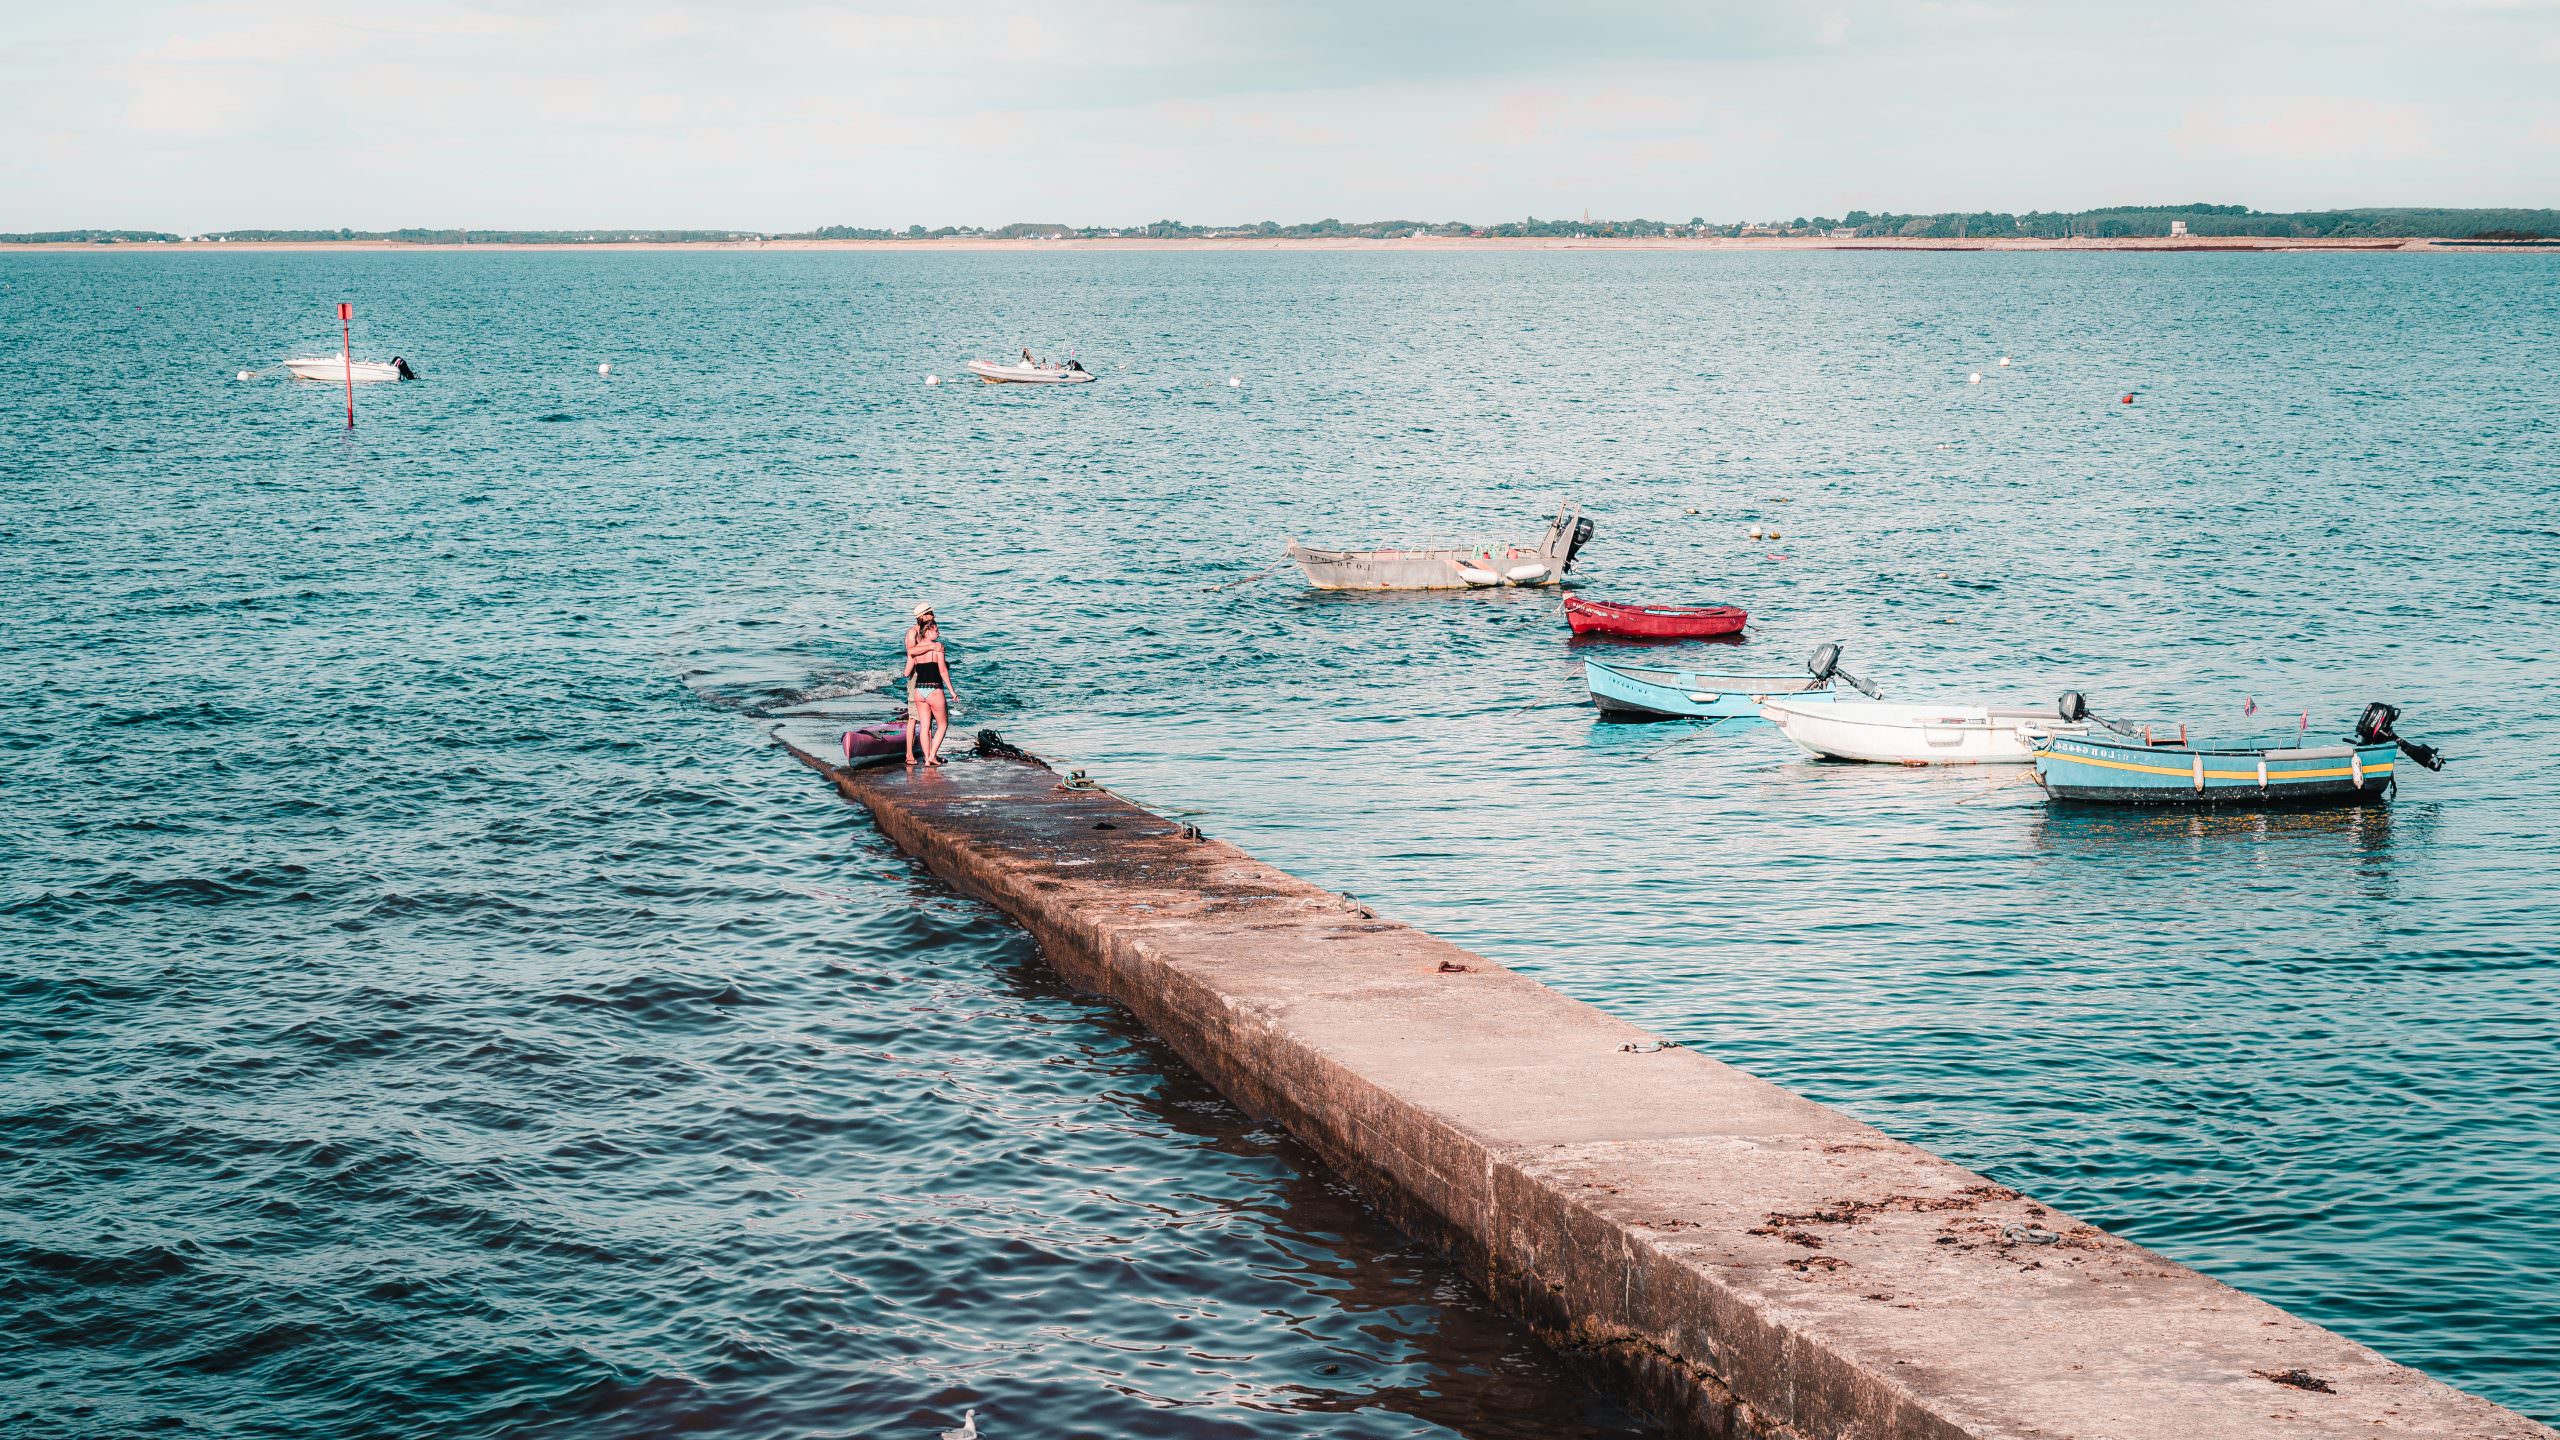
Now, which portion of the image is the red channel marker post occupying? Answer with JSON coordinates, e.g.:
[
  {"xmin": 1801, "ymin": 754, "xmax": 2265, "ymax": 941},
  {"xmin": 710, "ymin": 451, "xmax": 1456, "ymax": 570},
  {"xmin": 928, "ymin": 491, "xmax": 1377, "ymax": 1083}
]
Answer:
[{"xmin": 339, "ymin": 302, "xmax": 355, "ymax": 428}]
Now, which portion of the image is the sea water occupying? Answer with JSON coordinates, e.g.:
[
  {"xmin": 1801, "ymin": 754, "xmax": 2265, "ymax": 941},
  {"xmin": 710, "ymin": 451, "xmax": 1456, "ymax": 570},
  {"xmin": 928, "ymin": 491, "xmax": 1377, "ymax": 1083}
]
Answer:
[{"xmin": 2, "ymin": 248, "xmax": 2553, "ymax": 1434}]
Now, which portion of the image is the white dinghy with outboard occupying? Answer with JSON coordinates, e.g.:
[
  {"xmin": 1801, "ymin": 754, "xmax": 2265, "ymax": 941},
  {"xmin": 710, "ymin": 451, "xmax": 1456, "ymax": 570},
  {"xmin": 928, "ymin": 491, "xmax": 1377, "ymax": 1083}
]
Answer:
[
  {"xmin": 282, "ymin": 353, "xmax": 416, "ymax": 383},
  {"xmin": 964, "ymin": 358, "xmax": 1095, "ymax": 384},
  {"xmin": 1759, "ymin": 690, "xmax": 2086, "ymax": 765}
]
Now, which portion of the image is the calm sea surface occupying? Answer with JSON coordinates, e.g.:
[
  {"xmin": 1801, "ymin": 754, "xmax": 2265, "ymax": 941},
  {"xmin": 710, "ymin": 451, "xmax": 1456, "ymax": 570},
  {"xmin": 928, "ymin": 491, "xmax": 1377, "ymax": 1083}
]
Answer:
[{"xmin": 3, "ymin": 249, "xmax": 2554, "ymax": 1435}]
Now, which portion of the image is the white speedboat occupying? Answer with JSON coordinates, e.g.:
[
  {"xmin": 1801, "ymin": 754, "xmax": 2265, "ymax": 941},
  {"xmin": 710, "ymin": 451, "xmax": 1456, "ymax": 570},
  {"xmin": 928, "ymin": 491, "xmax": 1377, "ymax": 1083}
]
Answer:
[
  {"xmin": 1759, "ymin": 696, "xmax": 2084, "ymax": 765},
  {"xmin": 282, "ymin": 353, "xmax": 414, "ymax": 383},
  {"xmin": 965, "ymin": 358, "xmax": 1094, "ymax": 384}
]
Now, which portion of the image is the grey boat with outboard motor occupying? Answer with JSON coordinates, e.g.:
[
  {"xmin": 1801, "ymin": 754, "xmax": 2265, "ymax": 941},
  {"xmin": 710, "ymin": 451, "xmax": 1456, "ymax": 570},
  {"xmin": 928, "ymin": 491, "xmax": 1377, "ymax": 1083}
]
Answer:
[{"xmin": 1285, "ymin": 502, "xmax": 1594, "ymax": 590}]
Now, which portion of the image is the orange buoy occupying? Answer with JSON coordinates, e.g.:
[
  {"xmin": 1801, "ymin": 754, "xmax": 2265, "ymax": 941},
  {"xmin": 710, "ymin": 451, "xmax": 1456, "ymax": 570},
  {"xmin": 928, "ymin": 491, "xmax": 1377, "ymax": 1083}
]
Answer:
[{"xmin": 2121, "ymin": 393, "xmax": 2136, "ymax": 404}]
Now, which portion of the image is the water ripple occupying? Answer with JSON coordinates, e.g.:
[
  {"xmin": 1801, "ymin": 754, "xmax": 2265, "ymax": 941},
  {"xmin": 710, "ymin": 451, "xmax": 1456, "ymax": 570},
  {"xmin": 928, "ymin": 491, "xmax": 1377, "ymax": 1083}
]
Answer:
[{"xmin": 3, "ymin": 248, "xmax": 2553, "ymax": 1435}]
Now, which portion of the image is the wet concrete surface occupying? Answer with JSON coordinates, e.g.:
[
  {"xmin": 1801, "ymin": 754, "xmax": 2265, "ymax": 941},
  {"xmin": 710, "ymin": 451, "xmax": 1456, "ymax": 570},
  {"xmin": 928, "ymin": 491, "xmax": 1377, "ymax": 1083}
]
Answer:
[{"xmin": 773, "ymin": 728, "xmax": 2554, "ymax": 1440}]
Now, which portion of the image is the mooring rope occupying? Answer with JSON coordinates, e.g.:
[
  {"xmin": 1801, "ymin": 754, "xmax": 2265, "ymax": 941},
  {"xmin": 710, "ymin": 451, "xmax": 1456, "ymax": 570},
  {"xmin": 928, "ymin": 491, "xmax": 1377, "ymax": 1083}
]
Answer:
[
  {"xmin": 1640, "ymin": 719, "xmax": 1727, "ymax": 760},
  {"xmin": 1202, "ymin": 565, "xmax": 1281, "ymax": 593},
  {"xmin": 1954, "ymin": 771, "xmax": 2044, "ymax": 806}
]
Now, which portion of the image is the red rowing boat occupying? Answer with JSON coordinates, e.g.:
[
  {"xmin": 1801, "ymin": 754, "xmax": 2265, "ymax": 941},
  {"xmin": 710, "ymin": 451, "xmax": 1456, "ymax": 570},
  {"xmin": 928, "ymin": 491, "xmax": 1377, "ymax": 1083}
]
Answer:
[{"xmin": 1563, "ymin": 596, "xmax": 1748, "ymax": 639}]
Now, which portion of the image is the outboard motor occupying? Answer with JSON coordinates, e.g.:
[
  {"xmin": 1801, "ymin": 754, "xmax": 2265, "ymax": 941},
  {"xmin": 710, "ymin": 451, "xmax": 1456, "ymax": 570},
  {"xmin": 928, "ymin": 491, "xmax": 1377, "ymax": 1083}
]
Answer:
[
  {"xmin": 1806, "ymin": 643, "xmax": 1881, "ymax": 698},
  {"xmin": 1557, "ymin": 514, "xmax": 1596, "ymax": 571},
  {"xmin": 2355, "ymin": 702, "xmax": 2444, "ymax": 771},
  {"xmin": 392, "ymin": 356, "xmax": 417, "ymax": 380},
  {"xmin": 2056, "ymin": 691, "xmax": 2140, "ymax": 737}
]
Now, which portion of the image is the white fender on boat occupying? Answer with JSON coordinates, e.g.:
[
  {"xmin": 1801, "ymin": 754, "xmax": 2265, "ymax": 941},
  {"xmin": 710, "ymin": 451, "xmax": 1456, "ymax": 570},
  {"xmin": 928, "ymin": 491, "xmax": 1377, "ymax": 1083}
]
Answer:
[
  {"xmin": 1503, "ymin": 564, "xmax": 1550, "ymax": 584},
  {"xmin": 1454, "ymin": 566, "xmax": 1500, "ymax": 586}
]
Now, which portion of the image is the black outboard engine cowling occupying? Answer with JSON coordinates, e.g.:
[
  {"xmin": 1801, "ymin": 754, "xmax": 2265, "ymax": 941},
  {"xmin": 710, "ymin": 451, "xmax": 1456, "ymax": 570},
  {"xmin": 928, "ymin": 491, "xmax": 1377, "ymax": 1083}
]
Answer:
[
  {"xmin": 2055, "ymin": 690, "xmax": 2139, "ymax": 737},
  {"xmin": 1805, "ymin": 643, "xmax": 1880, "ymax": 698},
  {"xmin": 1564, "ymin": 516, "xmax": 1595, "ymax": 568},
  {"xmin": 2355, "ymin": 702, "xmax": 2444, "ymax": 771}
]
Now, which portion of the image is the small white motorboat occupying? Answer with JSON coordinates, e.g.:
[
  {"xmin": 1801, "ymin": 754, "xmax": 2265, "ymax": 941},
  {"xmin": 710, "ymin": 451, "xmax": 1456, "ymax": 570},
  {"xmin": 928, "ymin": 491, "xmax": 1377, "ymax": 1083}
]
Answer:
[
  {"xmin": 1759, "ymin": 696, "xmax": 2084, "ymax": 765},
  {"xmin": 282, "ymin": 353, "xmax": 415, "ymax": 383},
  {"xmin": 964, "ymin": 358, "xmax": 1094, "ymax": 384}
]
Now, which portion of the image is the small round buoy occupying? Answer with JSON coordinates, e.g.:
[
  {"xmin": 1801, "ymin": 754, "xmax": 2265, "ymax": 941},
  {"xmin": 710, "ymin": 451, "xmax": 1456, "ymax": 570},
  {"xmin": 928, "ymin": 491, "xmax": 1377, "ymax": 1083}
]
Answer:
[
  {"xmin": 1228, "ymin": 376, "xmax": 1242, "ymax": 388},
  {"xmin": 1749, "ymin": 528, "xmax": 1765, "ymax": 540},
  {"xmin": 1685, "ymin": 507, "xmax": 1699, "ymax": 515},
  {"xmin": 597, "ymin": 362, "xmax": 612, "ymax": 376},
  {"xmin": 2122, "ymin": 393, "xmax": 2136, "ymax": 404},
  {"xmin": 1767, "ymin": 530, "xmax": 1782, "ymax": 540},
  {"xmin": 1967, "ymin": 372, "xmax": 1982, "ymax": 385},
  {"xmin": 925, "ymin": 374, "xmax": 939, "ymax": 385},
  {"xmin": 1997, "ymin": 356, "xmax": 2012, "ymax": 367},
  {"xmin": 236, "ymin": 370, "xmax": 252, "ymax": 382}
]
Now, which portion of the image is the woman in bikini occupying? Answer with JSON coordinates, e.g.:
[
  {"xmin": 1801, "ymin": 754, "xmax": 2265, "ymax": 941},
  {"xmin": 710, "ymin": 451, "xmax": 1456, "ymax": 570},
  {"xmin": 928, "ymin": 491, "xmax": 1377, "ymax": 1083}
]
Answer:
[{"xmin": 903, "ymin": 604, "xmax": 955, "ymax": 766}]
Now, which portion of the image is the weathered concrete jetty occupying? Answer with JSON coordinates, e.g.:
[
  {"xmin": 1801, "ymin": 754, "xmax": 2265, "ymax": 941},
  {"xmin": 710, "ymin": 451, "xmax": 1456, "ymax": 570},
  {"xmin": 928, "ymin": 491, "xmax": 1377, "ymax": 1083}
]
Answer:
[{"xmin": 776, "ymin": 729, "xmax": 2551, "ymax": 1440}]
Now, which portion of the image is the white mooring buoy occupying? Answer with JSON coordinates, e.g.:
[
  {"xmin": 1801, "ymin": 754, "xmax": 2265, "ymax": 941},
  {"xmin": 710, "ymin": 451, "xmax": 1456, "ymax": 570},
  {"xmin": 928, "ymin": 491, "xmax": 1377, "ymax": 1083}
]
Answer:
[
  {"xmin": 597, "ymin": 362, "xmax": 612, "ymax": 376},
  {"xmin": 236, "ymin": 370, "xmax": 253, "ymax": 382},
  {"xmin": 925, "ymin": 374, "xmax": 939, "ymax": 385},
  {"xmin": 1228, "ymin": 376, "xmax": 1242, "ymax": 388},
  {"xmin": 1967, "ymin": 372, "xmax": 1983, "ymax": 385},
  {"xmin": 1998, "ymin": 356, "xmax": 2012, "ymax": 367}
]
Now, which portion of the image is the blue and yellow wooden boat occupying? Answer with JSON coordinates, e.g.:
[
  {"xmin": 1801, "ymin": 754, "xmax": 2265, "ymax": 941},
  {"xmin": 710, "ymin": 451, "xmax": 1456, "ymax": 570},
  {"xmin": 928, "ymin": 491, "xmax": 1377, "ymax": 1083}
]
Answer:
[{"xmin": 2032, "ymin": 701, "xmax": 2443, "ymax": 808}]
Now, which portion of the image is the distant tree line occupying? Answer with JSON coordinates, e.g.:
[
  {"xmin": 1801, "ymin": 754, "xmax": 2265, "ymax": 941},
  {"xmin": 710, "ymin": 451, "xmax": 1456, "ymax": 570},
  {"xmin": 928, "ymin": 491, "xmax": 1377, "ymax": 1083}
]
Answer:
[
  {"xmin": 0, "ymin": 230, "xmax": 186, "ymax": 243},
  {"xmin": 1820, "ymin": 206, "xmax": 2557, "ymax": 240},
  {"xmin": 799, "ymin": 206, "xmax": 2560, "ymax": 241},
  {"xmin": 0, "ymin": 228, "xmax": 778, "ymax": 244},
  {"xmin": 9, "ymin": 207, "xmax": 2555, "ymax": 245}
]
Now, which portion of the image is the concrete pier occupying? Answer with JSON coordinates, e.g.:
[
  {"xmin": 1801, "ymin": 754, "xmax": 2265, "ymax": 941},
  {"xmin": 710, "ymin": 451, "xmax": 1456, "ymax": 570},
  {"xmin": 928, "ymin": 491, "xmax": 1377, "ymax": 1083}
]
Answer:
[{"xmin": 775, "ymin": 729, "xmax": 2552, "ymax": 1440}]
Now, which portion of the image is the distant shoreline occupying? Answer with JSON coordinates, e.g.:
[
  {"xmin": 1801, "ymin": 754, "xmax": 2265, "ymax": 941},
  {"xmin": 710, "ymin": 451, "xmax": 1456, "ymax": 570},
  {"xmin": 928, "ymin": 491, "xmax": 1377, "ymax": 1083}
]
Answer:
[{"xmin": 5, "ymin": 235, "xmax": 2546, "ymax": 255}]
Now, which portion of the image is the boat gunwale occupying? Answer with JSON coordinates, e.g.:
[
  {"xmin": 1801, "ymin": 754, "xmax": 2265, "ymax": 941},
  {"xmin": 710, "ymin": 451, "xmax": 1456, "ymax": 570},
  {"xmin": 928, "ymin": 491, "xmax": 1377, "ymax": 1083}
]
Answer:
[
  {"xmin": 1566, "ymin": 597, "xmax": 1747, "ymax": 620},
  {"xmin": 2041, "ymin": 735, "xmax": 2372, "ymax": 761},
  {"xmin": 1760, "ymin": 698, "xmax": 2081, "ymax": 733},
  {"xmin": 1585, "ymin": 658, "xmax": 1817, "ymax": 690}
]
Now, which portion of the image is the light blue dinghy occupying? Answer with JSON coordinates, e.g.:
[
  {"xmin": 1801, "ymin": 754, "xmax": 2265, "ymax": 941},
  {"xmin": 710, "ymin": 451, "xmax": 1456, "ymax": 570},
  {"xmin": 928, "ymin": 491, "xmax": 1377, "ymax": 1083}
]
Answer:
[
  {"xmin": 1582, "ymin": 643, "xmax": 1877, "ymax": 721},
  {"xmin": 2032, "ymin": 697, "xmax": 2444, "ymax": 808}
]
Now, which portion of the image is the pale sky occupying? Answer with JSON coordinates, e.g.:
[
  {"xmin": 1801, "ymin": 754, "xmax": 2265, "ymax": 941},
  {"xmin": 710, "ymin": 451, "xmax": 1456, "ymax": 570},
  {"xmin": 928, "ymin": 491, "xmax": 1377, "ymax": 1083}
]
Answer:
[{"xmin": 5, "ymin": 1, "xmax": 2557, "ymax": 231}]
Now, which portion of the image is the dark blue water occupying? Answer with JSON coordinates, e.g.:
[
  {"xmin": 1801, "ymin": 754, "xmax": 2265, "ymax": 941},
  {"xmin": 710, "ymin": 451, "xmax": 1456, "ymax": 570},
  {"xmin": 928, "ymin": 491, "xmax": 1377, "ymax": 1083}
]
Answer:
[{"xmin": 4, "ymin": 249, "xmax": 2554, "ymax": 1434}]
